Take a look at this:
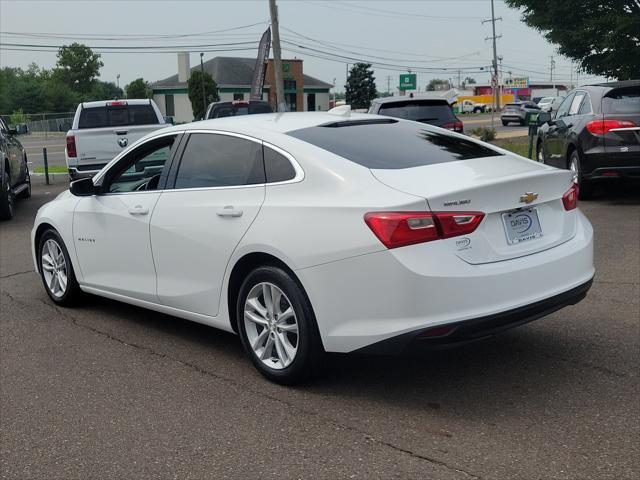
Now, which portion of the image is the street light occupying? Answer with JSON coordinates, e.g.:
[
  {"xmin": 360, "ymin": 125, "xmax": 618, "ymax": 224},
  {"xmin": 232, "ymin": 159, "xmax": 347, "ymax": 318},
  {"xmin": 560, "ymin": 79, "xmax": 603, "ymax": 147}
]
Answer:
[{"xmin": 200, "ymin": 53, "xmax": 206, "ymax": 119}]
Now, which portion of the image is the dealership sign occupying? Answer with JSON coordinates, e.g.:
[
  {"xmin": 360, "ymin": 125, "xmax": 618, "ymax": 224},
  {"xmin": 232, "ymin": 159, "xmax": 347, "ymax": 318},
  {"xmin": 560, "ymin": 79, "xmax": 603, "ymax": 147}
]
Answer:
[
  {"xmin": 399, "ymin": 73, "xmax": 417, "ymax": 90},
  {"xmin": 505, "ymin": 76, "xmax": 530, "ymax": 89}
]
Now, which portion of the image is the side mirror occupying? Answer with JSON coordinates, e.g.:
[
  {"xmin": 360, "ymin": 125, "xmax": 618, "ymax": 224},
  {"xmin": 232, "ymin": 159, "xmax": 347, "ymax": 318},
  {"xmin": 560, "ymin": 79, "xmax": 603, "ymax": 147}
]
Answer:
[
  {"xmin": 537, "ymin": 111, "xmax": 551, "ymax": 124},
  {"xmin": 70, "ymin": 177, "xmax": 97, "ymax": 196}
]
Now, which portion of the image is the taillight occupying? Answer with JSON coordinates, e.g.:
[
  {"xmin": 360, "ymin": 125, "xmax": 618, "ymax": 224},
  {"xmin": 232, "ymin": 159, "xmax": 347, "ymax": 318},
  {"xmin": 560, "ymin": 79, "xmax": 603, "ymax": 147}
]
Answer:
[
  {"xmin": 66, "ymin": 135, "xmax": 77, "ymax": 158},
  {"xmin": 586, "ymin": 119, "xmax": 636, "ymax": 135},
  {"xmin": 442, "ymin": 121, "xmax": 464, "ymax": 133},
  {"xmin": 562, "ymin": 184, "xmax": 579, "ymax": 211},
  {"xmin": 364, "ymin": 211, "xmax": 484, "ymax": 249}
]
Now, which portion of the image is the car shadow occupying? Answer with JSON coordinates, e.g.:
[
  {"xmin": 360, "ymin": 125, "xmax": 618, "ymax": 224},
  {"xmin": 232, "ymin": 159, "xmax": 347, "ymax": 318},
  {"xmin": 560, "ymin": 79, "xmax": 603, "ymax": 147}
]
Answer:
[
  {"xmin": 73, "ymin": 293, "xmax": 608, "ymax": 419},
  {"xmin": 582, "ymin": 178, "xmax": 640, "ymax": 205}
]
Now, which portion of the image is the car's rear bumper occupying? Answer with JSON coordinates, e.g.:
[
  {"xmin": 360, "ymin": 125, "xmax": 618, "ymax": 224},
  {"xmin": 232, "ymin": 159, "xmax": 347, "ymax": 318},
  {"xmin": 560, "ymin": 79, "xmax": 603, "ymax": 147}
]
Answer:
[
  {"xmin": 501, "ymin": 115, "xmax": 523, "ymax": 122},
  {"xmin": 297, "ymin": 210, "xmax": 594, "ymax": 353},
  {"xmin": 582, "ymin": 149, "xmax": 640, "ymax": 178},
  {"xmin": 355, "ymin": 279, "xmax": 592, "ymax": 354}
]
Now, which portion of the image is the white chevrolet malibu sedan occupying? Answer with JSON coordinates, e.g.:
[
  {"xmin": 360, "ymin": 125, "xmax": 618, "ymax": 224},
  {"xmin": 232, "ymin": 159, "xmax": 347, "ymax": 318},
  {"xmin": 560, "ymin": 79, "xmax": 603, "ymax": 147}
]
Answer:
[{"xmin": 32, "ymin": 109, "xmax": 594, "ymax": 384}]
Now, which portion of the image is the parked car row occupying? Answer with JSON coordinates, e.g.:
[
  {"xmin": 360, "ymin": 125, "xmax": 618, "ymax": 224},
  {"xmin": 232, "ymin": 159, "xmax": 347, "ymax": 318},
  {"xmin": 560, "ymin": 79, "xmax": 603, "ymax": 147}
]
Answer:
[{"xmin": 0, "ymin": 117, "xmax": 30, "ymax": 220}]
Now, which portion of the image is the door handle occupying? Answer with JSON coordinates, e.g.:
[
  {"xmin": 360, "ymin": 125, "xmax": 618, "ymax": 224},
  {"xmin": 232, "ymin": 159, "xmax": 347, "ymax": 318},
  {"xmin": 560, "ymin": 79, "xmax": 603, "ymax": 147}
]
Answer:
[
  {"xmin": 216, "ymin": 206, "xmax": 243, "ymax": 217},
  {"xmin": 128, "ymin": 205, "xmax": 149, "ymax": 215}
]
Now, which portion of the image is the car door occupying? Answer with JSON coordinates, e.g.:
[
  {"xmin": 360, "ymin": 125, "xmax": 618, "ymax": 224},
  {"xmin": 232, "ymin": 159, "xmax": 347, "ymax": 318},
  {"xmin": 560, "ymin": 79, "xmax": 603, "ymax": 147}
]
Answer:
[
  {"xmin": 72, "ymin": 133, "xmax": 180, "ymax": 302},
  {"xmin": 0, "ymin": 119, "xmax": 23, "ymax": 185},
  {"xmin": 545, "ymin": 92, "xmax": 575, "ymax": 166},
  {"xmin": 150, "ymin": 131, "xmax": 266, "ymax": 317}
]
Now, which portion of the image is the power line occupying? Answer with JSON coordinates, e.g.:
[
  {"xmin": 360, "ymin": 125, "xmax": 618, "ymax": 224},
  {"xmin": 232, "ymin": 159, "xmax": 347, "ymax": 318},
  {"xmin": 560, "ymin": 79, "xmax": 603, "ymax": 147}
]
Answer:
[{"xmin": 0, "ymin": 21, "xmax": 268, "ymax": 41}]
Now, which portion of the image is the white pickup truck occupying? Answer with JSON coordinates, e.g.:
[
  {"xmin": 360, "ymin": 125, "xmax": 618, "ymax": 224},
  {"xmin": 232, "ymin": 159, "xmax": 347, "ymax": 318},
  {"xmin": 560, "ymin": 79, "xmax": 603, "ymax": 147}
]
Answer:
[
  {"xmin": 65, "ymin": 99, "xmax": 166, "ymax": 179},
  {"xmin": 460, "ymin": 100, "xmax": 489, "ymax": 114}
]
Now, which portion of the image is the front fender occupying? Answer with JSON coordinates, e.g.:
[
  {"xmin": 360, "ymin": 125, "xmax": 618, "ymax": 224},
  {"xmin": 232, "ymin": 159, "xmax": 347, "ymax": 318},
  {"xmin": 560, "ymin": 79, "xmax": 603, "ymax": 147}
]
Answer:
[{"xmin": 31, "ymin": 191, "xmax": 83, "ymax": 280}]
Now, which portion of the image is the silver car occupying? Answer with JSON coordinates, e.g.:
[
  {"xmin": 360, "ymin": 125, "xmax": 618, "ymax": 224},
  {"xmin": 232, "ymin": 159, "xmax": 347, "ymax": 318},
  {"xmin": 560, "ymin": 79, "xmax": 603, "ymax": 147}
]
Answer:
[{"xmin": 501, "ymin": 101, "xmax": 541, "ymax": 126}]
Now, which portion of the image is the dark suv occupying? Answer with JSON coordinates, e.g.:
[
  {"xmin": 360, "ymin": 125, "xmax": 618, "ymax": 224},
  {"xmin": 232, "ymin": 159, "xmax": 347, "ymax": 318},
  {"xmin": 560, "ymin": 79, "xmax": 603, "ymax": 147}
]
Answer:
[
  {"xmin": 536, "ymin": 80, "xmax": 640, "ymax": 198},
  {"xmin": 205, "ymin": 100, "xmax": 272, "ymax": 120},
  {"xmin": 0, "ymin": 118, "xmax": 30, "ymax": 220},
  {"xmin": 368, "ymin": 97, "xmax": 463, "ymax": 133}
]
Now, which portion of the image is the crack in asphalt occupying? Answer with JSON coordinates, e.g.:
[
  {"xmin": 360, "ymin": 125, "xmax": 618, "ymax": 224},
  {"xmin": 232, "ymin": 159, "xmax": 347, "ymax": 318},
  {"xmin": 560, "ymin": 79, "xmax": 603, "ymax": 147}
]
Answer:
[
  {"xmin": 1, "ymin": 290, "xmax": 481, "ymax": 479},
  {"xmin": 0, "ymin": 270, "xmax": 35, "ymax": 280}
]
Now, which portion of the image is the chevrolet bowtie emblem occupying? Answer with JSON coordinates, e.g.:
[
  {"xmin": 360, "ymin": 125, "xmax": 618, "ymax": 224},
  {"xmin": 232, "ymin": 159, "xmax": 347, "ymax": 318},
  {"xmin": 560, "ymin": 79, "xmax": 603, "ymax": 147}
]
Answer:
[{"xmin": 520, "ymin": 192, "xmax": 538, "ymax": 204}]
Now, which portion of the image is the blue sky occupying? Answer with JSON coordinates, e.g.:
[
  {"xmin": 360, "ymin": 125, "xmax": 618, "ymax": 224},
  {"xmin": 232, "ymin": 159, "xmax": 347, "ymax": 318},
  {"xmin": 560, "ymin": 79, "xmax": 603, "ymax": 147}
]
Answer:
[{"xmin": 0, "ymin": 0, "xmax": 607, "ymax": 91}]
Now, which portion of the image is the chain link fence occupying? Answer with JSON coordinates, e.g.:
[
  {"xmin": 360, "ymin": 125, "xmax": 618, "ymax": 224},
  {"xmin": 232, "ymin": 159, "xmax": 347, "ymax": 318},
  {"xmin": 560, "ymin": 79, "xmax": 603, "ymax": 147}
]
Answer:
[{"xmin": 0, "ymin": 112, "xmax": 74, "ymax": 135}]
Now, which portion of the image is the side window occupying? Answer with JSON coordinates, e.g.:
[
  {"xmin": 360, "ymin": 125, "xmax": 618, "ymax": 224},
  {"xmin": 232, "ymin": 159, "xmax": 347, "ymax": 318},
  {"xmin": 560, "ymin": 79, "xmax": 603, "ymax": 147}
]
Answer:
[
  {"xmin": 555, "ymin": 92, "xmax": 575, "ymax": 118},
  {"xmin": 578, "ymin": 93, "xmax": 592, "ymax": 115},
  {"xmin": 569, "ymin": 92, "xmax": 586, "ymax": 116},
  {"xmin": 264, "ymin": 146, "xmax": 296, "ymax": 183},
  {"xmin": 175, "ymin": 133, "xmax": 265, "ymax": 189},
  {"xmin": 106, "ymin": 135, "xmax": 176, "ymax": 193}
]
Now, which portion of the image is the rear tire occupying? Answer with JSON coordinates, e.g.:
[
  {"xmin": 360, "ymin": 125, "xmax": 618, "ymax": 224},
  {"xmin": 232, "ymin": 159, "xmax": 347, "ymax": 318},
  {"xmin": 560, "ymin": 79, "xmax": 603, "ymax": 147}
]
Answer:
[
  {"xmin": 237, "ymin": 266, "xmax": 323, "ymax": 385},
  {"xmin": 38, "ymin": 229, "xmax": 82, "ymax": 306},
  {"xmin": 502, "ymin": 120, "xmax": 508, "ymax": 126},
  {"xmin": 0, "ymin": 171, "xmax": 14, "ymax": 221},
  {"xmin": 569, "ymin": 150, "xmax": 594, "ymax": 200}
]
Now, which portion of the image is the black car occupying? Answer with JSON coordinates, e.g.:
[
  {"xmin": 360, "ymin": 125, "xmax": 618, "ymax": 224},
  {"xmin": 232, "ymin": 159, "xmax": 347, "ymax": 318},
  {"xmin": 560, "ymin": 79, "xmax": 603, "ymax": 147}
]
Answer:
[
  {"xmin": 536, "ymin": 80, "xmax": 640, "ymax": 198},
  {"xmin": 368, "ymin": 96, "xmax": 464, "ymax": 133},
  {"xmin": 205, "ymin": 100, "xmax": 272, "ymax": 120},
  {"xmin": 0, "ymin": 118, "xmax": 30, "ymax": 220}
]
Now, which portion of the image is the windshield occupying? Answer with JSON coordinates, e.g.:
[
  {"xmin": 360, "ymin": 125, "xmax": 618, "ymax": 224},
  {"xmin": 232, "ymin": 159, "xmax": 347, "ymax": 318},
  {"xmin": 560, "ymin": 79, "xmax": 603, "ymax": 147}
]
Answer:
[
  {"xmin": 378, "ymin": 101, "xmax": 456, "ymax": 124},
  {"xmin": 78, "ymin": 105, "xmax": 159, "ymax": 129}
]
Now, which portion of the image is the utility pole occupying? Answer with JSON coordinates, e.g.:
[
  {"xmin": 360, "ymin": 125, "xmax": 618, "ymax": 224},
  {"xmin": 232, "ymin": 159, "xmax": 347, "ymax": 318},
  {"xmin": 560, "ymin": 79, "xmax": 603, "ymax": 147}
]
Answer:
[
  {"xmin": 576, "ymin": 67, "xmax": 580, "ymax": 88},
  {"xmin": 458, "ymin": 69, "xmax": 461, "ymax": 89},
  {"xmin": 549, "ymin": 56, "xmax": 556, "ymax": 94},
  {"xmin": 482, "ymin": 0, "xmax": 502, "ymax": 114},
  {"xmin": 200, "ymin": 53, "xmax": 206, "ymax": 118},
  {"xmin": 386, "ymin": 75, "xmax": 391, "ymax": 95},
  {"xmin": 269, "ymin": 0, "xmax": 286, "ymax": 112}
]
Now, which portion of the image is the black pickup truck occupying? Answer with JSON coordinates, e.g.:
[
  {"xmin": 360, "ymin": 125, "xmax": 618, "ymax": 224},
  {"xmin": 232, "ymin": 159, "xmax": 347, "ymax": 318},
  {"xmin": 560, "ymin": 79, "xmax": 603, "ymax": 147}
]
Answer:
[{"xmin": 1, "ymin": 118, "xmax": 31, "ymax": 220}]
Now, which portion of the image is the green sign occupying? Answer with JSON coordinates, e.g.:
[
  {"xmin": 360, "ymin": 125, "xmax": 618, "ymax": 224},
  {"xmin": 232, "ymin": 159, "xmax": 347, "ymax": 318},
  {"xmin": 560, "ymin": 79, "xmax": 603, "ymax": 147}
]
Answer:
[{"xmin": 399, "ymin": 73, "xmax": 417, "ymax": 90}]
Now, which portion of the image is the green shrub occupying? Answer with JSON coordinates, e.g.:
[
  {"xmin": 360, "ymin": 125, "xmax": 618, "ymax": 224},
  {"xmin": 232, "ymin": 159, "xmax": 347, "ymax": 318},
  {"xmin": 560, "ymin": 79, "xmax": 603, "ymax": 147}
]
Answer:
[{"xmin": 470, "ymin": 126, "xmax": 497, "ymax": 142}]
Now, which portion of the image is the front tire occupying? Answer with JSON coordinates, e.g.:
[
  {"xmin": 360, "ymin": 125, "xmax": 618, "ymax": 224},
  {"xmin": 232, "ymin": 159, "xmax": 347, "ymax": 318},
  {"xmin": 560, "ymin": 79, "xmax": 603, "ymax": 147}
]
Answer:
[
  {"xmin": 536, "ymin": 140, "xmax": 545, "ymax": 163},
  {"xmin": 502, "ymin": 120, "xmax": 508, "ymax": 126},
  {"xmin": 38, "ymin": 229, "xmax": 82, "ymax": 306},
  {"xmin": 237, "ymin": 266, "xmax": 323, "ymax": 385},
  {"xmin": 569, "ymin": 150, "xmax": 594, "ymax": 200},
  {"xmin": 0, "ymin": 171, "xmax": 14, "ymax": 220}
]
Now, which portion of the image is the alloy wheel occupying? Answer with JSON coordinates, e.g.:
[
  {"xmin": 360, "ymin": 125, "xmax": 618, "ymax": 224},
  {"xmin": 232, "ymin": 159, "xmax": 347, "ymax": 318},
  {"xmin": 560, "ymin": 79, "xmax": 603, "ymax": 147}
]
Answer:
[
  {"xmin": 570, "ymin": 154, "xmax": 579, "ymax": 184},
  {"xmin": 41, "ymin": 239, "xmax": 68, "ymax": 298},
  {"xmin": 244, "ymin": 282, "xmax": 299, "ymax": 369}
]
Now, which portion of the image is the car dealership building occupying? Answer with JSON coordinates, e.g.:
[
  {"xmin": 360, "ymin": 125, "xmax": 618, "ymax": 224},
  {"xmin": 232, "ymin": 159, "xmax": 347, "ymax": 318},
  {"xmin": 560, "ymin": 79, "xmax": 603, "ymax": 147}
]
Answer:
[{"xmin": 151, "ymin": 53, "xmax": 333, "ymax": 122}]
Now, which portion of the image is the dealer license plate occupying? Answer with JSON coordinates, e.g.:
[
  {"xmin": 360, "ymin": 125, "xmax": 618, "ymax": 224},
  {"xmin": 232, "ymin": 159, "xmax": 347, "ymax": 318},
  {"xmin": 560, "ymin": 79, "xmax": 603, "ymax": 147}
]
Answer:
[{"xmin": 502, "ymin": 208, "xmax": 543, "ymax": 245}]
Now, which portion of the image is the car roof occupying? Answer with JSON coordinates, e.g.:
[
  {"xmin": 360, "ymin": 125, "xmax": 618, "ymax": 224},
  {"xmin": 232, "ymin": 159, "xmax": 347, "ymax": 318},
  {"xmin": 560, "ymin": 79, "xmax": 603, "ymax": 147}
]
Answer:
[
  {"xmin": 584, "ymin": 80, "xmax": 640, "ymax": 89},
  {"xmin": 162, "ymin": 111, "xmax": 385, "ymax": 136},
  {"xmin": 80, "ymin": 99, "xmax": 153, "ymax": 108},
  {"xmin": 372, "ymin": 93, "xmax": 454, "ymax": 105}
]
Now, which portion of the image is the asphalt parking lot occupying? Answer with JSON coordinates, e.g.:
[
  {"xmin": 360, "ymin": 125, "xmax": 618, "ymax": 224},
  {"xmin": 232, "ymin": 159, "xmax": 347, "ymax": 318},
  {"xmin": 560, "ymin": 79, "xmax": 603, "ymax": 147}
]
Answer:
[{"xmin": 1, "ymin": 178, "xmax": 638, "ymax": 479}]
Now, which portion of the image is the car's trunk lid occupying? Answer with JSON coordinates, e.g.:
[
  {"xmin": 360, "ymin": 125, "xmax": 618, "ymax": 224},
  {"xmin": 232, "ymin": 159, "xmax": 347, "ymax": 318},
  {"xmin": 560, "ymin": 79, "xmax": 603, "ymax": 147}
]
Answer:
[{"xmin": 371, "ymin": 154, "xmax": 577, "ymax": 264}]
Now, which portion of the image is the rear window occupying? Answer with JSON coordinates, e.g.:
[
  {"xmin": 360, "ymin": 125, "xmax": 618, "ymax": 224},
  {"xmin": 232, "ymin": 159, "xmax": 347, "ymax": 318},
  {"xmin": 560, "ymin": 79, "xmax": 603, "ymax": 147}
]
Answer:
[
  {"xmin": 78, "ymin": 105, "xmax": 159, "ymax": 129},
  {"xmin": 377, "ymin": 101, "xmax": 456, "ymax": 123},
  {"xmin": 603, "ymin": 86, "xmax": 640, "ymax": 114},
  {"xmin": 287, "ymin": 120, "xmax": 502, "ymax": 170}
]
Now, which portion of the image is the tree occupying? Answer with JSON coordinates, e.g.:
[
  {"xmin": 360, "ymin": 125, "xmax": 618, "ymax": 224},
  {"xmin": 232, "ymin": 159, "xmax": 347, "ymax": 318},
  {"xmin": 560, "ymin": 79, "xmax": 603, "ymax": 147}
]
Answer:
[
  {"xmin": 345, "ymin": 63, "xmax": 377, "ymax": 109},
  {"xmin": 88, "ymin": 81, "xmax": 123, "ymax": 101},
  {"xmin": 462, "ymin": 77, "xmax": 476, "ymax": 89},
  {"xmin": 125, "ymin": 78, "xmax": 153, "ymax": 99},
  {"xmin": 504, "ymin": 0, "xmax": 640, "ymax": 79},
  {"xmin": 55, "ymin": 43, "xmax": 104, "ymax": 94},
  {"xmin": 187, "ymin": 70, "xmax": 219, "ymax": 120},
  {"xmin": 427, "ymin": 79, "xmax": 449, "ymax": 91}
]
